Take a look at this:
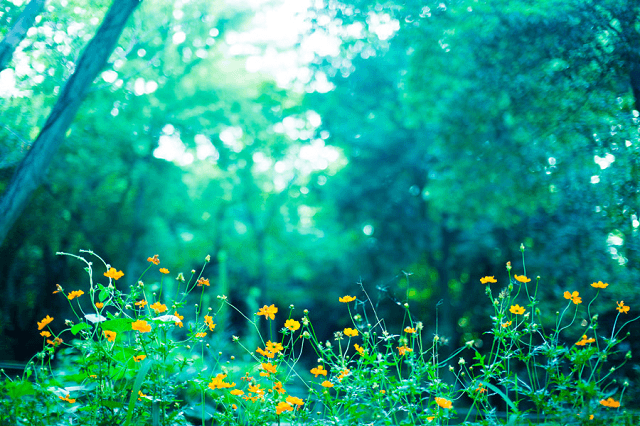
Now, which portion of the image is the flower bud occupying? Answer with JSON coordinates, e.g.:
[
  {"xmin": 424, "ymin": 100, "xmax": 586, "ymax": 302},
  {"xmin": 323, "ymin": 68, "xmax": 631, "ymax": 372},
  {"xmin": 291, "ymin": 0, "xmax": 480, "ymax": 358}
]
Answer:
[{"xmin": 205, "ymin": 255, "xmax": 211, "ymax": 263}]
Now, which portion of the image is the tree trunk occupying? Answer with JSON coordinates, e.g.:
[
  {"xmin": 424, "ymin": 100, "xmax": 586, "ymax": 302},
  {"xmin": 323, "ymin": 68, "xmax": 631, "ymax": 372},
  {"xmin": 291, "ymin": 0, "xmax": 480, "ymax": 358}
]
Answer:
[
  {"xmin": 0, "ymin": 0, "xmax": 46, "ymax": 73},
  {"xmin": 0, "ymin": 0, "xmax": 141, "ymax": 247}
]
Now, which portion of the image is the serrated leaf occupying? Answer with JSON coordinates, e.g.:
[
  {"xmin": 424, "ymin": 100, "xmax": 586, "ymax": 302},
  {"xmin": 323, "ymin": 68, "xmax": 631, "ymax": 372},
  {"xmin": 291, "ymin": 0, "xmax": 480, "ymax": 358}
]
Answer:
[{"xmin": 71, "ymin": 322, "xmax": 91, "ymax": 335}]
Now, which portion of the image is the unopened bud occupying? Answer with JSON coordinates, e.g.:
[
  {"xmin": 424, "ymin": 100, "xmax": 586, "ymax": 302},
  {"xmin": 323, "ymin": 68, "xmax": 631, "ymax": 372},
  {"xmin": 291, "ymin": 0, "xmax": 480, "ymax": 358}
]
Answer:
[{"xmin": 205, "ymin": 254, "xmax": 211, "ymax": 263}]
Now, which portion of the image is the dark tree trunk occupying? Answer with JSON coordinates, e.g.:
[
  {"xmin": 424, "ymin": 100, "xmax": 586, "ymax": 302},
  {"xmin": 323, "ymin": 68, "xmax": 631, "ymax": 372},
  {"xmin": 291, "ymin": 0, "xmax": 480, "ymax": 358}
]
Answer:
[
  {"xmin": 0, "ymin": 0, "xmax": 45, "ymax": 72},
  {"xmin": 0, "ymin": 0, "xmax": 142, "ymax": 247}
]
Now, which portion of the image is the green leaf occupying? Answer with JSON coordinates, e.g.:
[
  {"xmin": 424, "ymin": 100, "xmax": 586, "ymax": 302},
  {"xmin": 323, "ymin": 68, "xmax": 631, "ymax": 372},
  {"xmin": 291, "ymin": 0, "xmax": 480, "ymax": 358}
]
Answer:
[
  {"xmin": 102, "ymin": 318, "xmax": 133, "ymax": 333},
  {"xmin": 99, "ymin": 288, "xmax": 109, "ymax": 302},
  {"xmin": 71, "ymin": 322, "xmax": 91, "ymax": 335},
  {"xmin": 479, "ymin": 381, "xmax": 518, "ymax": 412},
  {"xmin": 7, "ymin": 381, "xmax": 35, "ymax": 399},
  {"xmin": 123, "ymin": 359, "xmax": 152, "ymax": 426}
]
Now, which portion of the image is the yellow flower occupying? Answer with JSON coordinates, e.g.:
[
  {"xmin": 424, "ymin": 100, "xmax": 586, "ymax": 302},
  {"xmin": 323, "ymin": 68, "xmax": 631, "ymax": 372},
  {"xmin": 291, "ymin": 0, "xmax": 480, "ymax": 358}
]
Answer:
[
  {"xmin": 174, "ymin": 311, "xmax": 184, "ymax": 327},
  {"xmin": 599, "ymin": 397, "xmax": 620, "ymax": 408},
  {"xmin": 197, "ymin": 277, "xmax": 210, "ymax": 286},
  {"xmin": 257, "ymin": 304, "xmax": 278, "ymax": 320},
  {"xmin": 37, "ymin": 315, "xmax": 54, "ymax": 330},
  {"xmin": 575, "ymin": 335, "xmax": 596, "ymax": 346},
  {"xmin": 514, "ymin": 275, "xmax": 531, "ymax": 283},
  {"xmin": 591, "ymin": 281, "xmax": 608, "ymax": 289},
  {"xmin": 133, "ymin": 355, "xmax": 146, "ymax": 362},
  {"xmin": 339, "ymin": 295, "xmax": 356, "ymax": 303},
  {"xmin": 563, "ymin": 290, "xmax": 582, "ymax": 305},
  {"xmin": 272, "ymin": 381, "xmax": 286, "ymax": 394},
  {"xmin": 208, "ymin": 373, "xmax": 235, "ymax": 390},
  {"xmin": 135, "ymin": 300, "xmax": 148, "ymax": 308},
  {"xmin": 284, "ymin": 319, "xmax": 300, "ymax": 331},
  {"xmin": 131, "ymin": 320, "xmax": 151, "ymax": 333},
  {"xmin": 397, "ymin": 345, "xmax": 413, "ymax": 356},
  {"xmin": 95, "ymin": 302, "xmax": 104, "ymax": 309},
  {"xmin": 103, "ymin": 330, "xmax": 116, "ymax": 342},
  {"xmin": 67, "ymin": 290, "xmax": 84, "ymax": 300},
  {"xmin": 196, "ymin": 332, "xmax": 207, "ymax": 338},
  {"xmin": 48, "ymin": 337, "xmax": 63, "ymax": 347},
  {"xmin": 230, "ymin": 389, "xmax": 244, "ymax": 396},
  {"xmin": 276, "ymin": 401, "xmax": 293, "ymax": 415},
  {"xmin": 343, "ymin": 327, "xmax": 359, "ymax": 337},
  {"xmin": 147, "ymin": 254, "xmax": 160, "ymax": 265},
  {"xmin": 248, "ymin": 384, "xmax": 263, "ymax": 395},
  {"xmin": 40, "ymin": 331, "xmax": 51, "ymax": 337},
  {"xmin": 435, "ymin": 397, "xmax": 452, "ymax": 409},
  {"xmin": 159, "ymin": 268, "xmax": 170, "ymax": 274},
  {"xmin": 480, "ymin": 276, "xmax": 497, "ymax": 284},
  {"xmin": 150, "ymin": 301, "xmax": 167, "ymax": 313},
  {"xmin": 404, "ymin": 327, "xmax": 416, "ymax": 334},
  {"xmin": 321, "ymin": 380, "xmax": 334, "ymax": 388},
  {"xmin": 261, "ymin": 362, "xmax": 277, "ymax": 374},
  {"xmin": 104, "ymin": 268, "xmax": 124, "ymax": 280},
  {"xmin": 501, "ymin": 321, "xmax": 512, "ymax": 328},
  {"xmin": 616, "ymin": 301, "xmax": 630, "ymax": 314},
  {"xmin": 58, "ymin": 394, "xmax": 76, "ymax": 403},
  {"xmin": 310, "ymin": 365, "xmax": 328, "ymax": 377},
  {"xmin": 509, "ymin": 304, "xmax": 525, "ymax": 315},
  {"xmin": 256, "ymin": 346, "xmax": 275, "ymax": 358},
  {"xmin": 204, "ymin": 315, "xmax": 216, "ymax": 331},
  {"xmin": 354, "ymin": 343, "xmax": 365, "ymax": 355},
  {"xmin": 266, "ymin": 340, "xmax": 283, "ymax": 354},
  {"xmin": 286, "ymin": 396, "xmax": 304, "ymax": 406}
]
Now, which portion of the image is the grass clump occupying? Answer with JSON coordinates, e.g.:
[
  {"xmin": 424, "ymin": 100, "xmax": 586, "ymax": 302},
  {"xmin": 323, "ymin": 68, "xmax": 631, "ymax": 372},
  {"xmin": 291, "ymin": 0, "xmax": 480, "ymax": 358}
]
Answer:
[{"xmin": 0, "ymin": 246, "xmax": 638, "ymax": 425}]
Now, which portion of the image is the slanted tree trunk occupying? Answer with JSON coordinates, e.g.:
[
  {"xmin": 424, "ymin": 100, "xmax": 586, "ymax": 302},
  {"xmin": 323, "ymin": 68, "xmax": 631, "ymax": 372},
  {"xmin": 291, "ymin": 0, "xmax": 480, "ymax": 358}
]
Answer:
[
  {"xmin": 0, "ymin": 0, "xmax": 142, "ymax": 247},
  {"xmin": 0, "ymin": 0, "xmax": 46, "ymax": 72}
]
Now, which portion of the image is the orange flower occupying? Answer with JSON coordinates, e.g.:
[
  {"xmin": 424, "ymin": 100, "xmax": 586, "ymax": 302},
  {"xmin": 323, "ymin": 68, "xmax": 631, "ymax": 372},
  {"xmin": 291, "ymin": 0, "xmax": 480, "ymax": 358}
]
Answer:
[
  {"xmin": 514, "ymin": 275, "xmax": 531, "ymax": 283},
  {"xmin": 58, "ymin": 394, "xmax": 76, "ymax": 403},
  {"xmin": 563, "ymin": 290, "xmax": 582, "ymax": 305},
  {"xmin": 133, "ymin": 354, "xmax": 147, "ymax": 362},
  {"xmin": 195, "ymin": 332, "xmax": 207, "ymax": 338},
  {"xmin": 591, "ymin": 281, "xmax": 609, "ymax": 289},
  {"xmin": 435, "ymin": 397, "xmax": 452, "ymax": 409},
  {"xmin": 286, "ymin": 396, "xmax": 304, "ymax": 406},
  {"xmin": 616, "ymin": 301, "xmax": 630, "ymax": 314},
  {"xmin": 343, "ymin": 327, "xmax": 359, "ymax": 337},
  {"xmin": 276, "ymin": 401, "xmax": 293, "ymax": 415},
  {"xmin": 321, "ymin": 380, "xmax": 334, "ymax": 388},
  {"xmin": 104, "ymin": 268, "xmax": 124, "ymax": 280},
  {"xmin": 501, "ymin": 321, "xmax": 512, "ymax": 328},
  {"xmin": 404, "ymin": 327, "xmax": 416, "ymax": 334},
  {"xmin": 40, "ymin": 331, "xmax": 51, "ymax": 337},
  {"xmin": 266, "ymin": 340, "xmax": 283, "ymax": 354},
  {"xmin": 261, "ymin": 362, "xmax": 277, "ymax": 374},
  {"xmin": 159, "ymin": 268, "xmax": 170, "ymax": 274},
  {"xmin": 174, "ymin": 311, "xmax": 184, "ymax": 327},
  {"xmin": 47, "ymin": 337, "xmax": 63, "ymax": 347},
  {"xmin": 53, "ymin": 284, "xmax": 63, "ymax": 294},
  {"xmin": 284, "ymin": 319, "xmax": 300, "ymax": 331},
  {"xmin": 310, "ymin": 365, "xmax": 328, "ymax": 377},
  {"xmin": 197, "ymin": 277, "xmax": 210, "ymax": 286},
  {"xmin": 599, "ymin": 397, "xmax": 620, "ymax": 408},
  {"xmin": 256, "ymin": 346, "xmax": 275, "ymax": 358},
  {"xmin": 354, "ymin": 343, "xmax": 365, "ymax": 355},
  {"xmin": 95, "ymin": 302, "xmax": 104, "ymax": 309},
  {"xmin": 257, "ymin": 304, "xmax": 278, "ymax": 320},
  {"xmin": 135, "ymin": 300, "xmax": 147, "ymax": 308},
  {"xmin": 272, "ymin": 381, "xmax": 285, "ymax": 394},
  {"xmin": 208, "ymin": 373, "xmax": 235, "ymax": 390},
  {"xmin": 248, "ymin": 384, "xmax": 263, "ymax": 395},
  {"xmin": 204, "ymin": 315, "xmax": 216, "ymax": 331},
  {"xmin": 339, "ymin": 295, "xmax": 356, "ymax": 303},
  {"xmin": 230, "ymin": 389, "xmax": 244, "ymax": 396},
  {"xmin": 575, "ymin": 335, "xmax": 596, "ymax": 346},
  {"xmin": 37, "ymin": 315, "xmax": 54, "ymax": 330},
  {"xmin": 131, "ymin": 320, "xmax": 151, "ymax": 333},
  {"xmin": 103, "ymin": 330, "xmax": 116, "ymax": 342},
  {"xmin": 67, "ymin": 290, "xmax": 84, "ymax": 300},
  {"xmin": 150, "ymin": 301, "xmax": 167, "ymax": 313},
  {"xmin": 147, "ymin": 255, "xmax": 160, "ymax": 265},
  {"xmin": 509, "ymin": 304, "xmax": 525, "ymax": 315},
  {"xmin": 397, "ymin": 345, "xmax": 413, "ymax": 356},
  {"xmin": 480, "ymin": 276, "xmax": 497, "ymax": 284}
]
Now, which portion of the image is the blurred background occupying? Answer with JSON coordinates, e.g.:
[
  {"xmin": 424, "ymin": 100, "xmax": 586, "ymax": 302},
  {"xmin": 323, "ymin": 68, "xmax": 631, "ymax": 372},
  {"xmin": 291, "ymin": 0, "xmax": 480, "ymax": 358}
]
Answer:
[{"xmin": 1, "ymin": 0, "xmax": 639, "ymax": 394}]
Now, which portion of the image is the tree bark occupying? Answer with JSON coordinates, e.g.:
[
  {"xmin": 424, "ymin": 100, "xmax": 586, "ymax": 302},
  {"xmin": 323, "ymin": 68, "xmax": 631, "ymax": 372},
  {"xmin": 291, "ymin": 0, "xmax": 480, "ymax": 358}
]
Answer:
[
  {"xmin": 0, "ymin": 0, "xmax": 46, "ymax": 73},
  {"xmin": 0, "ymin": 0, "xmax": 141, "ymax": 247}
]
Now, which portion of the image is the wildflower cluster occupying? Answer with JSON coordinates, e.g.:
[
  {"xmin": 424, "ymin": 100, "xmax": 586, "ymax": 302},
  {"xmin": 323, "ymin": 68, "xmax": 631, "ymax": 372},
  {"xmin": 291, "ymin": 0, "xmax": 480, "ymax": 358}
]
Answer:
[{"xmin": 1, "ymin": 247, "xmax": 638, "ymax": 426}]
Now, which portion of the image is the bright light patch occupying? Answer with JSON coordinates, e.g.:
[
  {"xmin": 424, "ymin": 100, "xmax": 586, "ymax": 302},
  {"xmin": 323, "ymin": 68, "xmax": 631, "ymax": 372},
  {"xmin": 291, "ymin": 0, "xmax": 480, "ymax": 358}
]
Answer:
[
  {"xmin": 590, "ymin": 176, "xmax": 600, "ymax": 184},
  {"xmin": 594, "ymin": 153, "xmax": 615, "ymax": 169},
  {"xmin": 173, "ymin": 31, "xmax": 186, "ymax": 45},
  {"xmin": 363, "ymin": 224, "xmax": 374, "ymax": 236}
]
